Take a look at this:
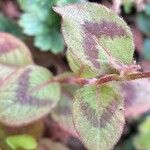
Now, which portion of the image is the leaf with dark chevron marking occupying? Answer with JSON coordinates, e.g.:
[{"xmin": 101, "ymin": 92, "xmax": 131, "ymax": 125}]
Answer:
[
  {"xmin": 0, "ymin": 32, "xmax": 33, "ymax": 66},
  {"xmin": 0, "ymin": 65, "xmax": 60, "ymax": 126},
  {"xmin": 73, "ymin": 83, "xmax": 124, "ymax": 150},
  {"xmin": 54, "ymin": 3, "xmax": 134, "ymax": 78}
]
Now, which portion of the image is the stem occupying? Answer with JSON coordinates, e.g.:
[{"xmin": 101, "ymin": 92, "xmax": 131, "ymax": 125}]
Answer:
[
  {"xmin": 125, "ymin": 72, "xmax": 150, "ymax": 80},
  {"xmin": 30, "ymin": 71, "xmax": 150, "ymax": 93}
]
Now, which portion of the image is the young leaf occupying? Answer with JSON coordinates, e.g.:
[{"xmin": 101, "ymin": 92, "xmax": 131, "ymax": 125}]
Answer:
[
  {"xmin": 6, "ymin": 134, "xmax": 37, "ymax": 150},
  {"xmin": 54, "ymin": 3, "xmax": 134, "ymax": 78},
  {"xmin": 0, "ymin": 32, "xmax": 33, "ymax": 66},
  {"xmin": 0, "ymin": 65, "xmax": 60, "ymax": 126},
  {"xmin": 122, "ymin": 79, "xmax": 150, "ymax": 118},
  {"xmin": 73, "ymin": 83, "xmax": 124, "ymax": 150}
]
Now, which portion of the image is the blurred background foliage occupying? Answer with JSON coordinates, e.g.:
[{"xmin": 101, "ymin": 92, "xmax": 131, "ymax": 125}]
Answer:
[
  {"xmin": 0, "ymin": 0, "xmax": 150, "ymax": 150},
  {"xmin": 18, "ymin": 0, "xmax": 86, "ymax": 54}
]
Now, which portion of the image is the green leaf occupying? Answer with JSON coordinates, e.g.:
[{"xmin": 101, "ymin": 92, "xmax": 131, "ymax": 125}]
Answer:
[
  {"xmin": 134, "ymin": 116, "xmax": 150, "ymax": 150},
  {"xmin": 0, "ymin": 65, "xmax": 60, "ymax": 126},
  {"xmin": 143, "ymin": 38, "xmax": 150, "ymax": 60},
  {"xmin": 17, "ymin": 0, "xmax": 40, "ymax": 12},
  {"xmin": 145, "ymin": 3, "xmax": 150, "ymax": 16},
  {"xmin": 0, "ymin": 13, "xmax": 24, "ymax": 39},
  {"xmin": 54, "ymin": 3, "xmax": 134, "ymax": 78},
  {"xmin": 73, "ymin": 83, "xmax": 124, "ymax": 150},
  {"xmin": 34, "ymin": 30, "xmax": 64, "ymax": 53},
  {"xmin": 137, "ymin": 12, "xmax": 150, "ymax": 36},
  {"xmin": 19, "ymin": 13, "xmax": 48, "ymax": 36},
  {"xmin": 18, "ymin": 0, "xmax": 86, "ymax": 54},
  {"xmin": 114, "ymin": 138, "xmax": 135, "ymax": 150},
  {"xmin": 56, "ymin": 0, "xmax": 87, "ymax": 6},
  {"xmin": 122, "ymin": 0, "xmax": 134, "ymax": 14},
  {"xmin": 0, "ymin": 32, "xmax": 33, "ymax": 66},
  {"xmin": 6, "ymin": 134, "xmax": 37, "ymax": 150}
]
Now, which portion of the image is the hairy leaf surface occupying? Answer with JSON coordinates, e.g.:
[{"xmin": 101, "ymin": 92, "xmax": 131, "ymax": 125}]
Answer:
[
  {"xmin": 0, "ymin": 65, "xmax": 60, "ymax": 126},
  {"xmin": 0, "ymin": 32, "xmax": 33, "ymax": 66},
  {"xmin": 54, "ymin": 3, "xmax": 134, "ymax": 77},
  {"xmin": 73, "ymin": 83, "xmax": 124, "ymax": 150}
]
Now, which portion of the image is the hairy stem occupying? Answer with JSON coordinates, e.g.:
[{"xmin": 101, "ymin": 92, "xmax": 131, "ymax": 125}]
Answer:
[{"xmin": 30, "ymin": 71, "xmax": 150, "ymax": 93}]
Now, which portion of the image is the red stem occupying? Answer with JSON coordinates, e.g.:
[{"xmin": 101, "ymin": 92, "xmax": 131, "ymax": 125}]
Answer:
[{"xmin": 30, "ymin": 71, "xmax": 150, "ymax": 93}]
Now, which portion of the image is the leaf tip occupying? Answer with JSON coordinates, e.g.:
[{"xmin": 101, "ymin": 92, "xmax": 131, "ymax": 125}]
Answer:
[{"xmin": 52, "ymin": 6, "xmax": 61, "ymax": 14}]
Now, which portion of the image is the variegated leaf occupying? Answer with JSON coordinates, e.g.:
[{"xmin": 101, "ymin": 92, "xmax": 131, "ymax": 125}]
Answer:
[
  {"xmin": 0, "ymin": 65, "xmax": 60, "ymax": 126},
  {"xmin": 54, "ymin": 3, "xmax": 134, "ymax": 77},
  {"xmin": 0, "ymin": 32, "xmax": 33, "ymax": 66},
  {"xmin": 73, "ymin": 83, "xmax": 124, "ymax": 150}
]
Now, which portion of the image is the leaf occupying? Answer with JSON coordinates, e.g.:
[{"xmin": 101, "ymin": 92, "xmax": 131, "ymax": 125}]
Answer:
[
  {"xmin": 51, "ymin": 84, "xmax": 79, "ymax": 137},
  {"xmin": 56, "ymin": 0, "xmax": 87, "ymax": 6},
  {"xmin": 6, "ymin": 134, "xmax": 37, "ymax": 150},
  {"xmin": 72, "ymin": 83, "xmax": 124, "ymax": 150},
  {"xmin": 0, "ymin": 65, "xmax": 60, "ymax": 126},
  {"xmin": 122, "ymin": 0, "xmax": 134, "ymax": 14},
  {"xmin": 145, "ymin": 3, "xmax": 150, "ymax": 16},
  {"xmin": 34, "ymin": 30, "xmax": 64, "ymax": 53},
  {"xmin": 114, "ymin": 138, "xmax": 135, "ymax": 150},
  {"xmin": 137, "ymin": 12, "xmax": 150, "ymax": 36},
  {"xmin": 54, "ymin": 3, "xmax": 134, "ymax": 78},
  {"xmin": 0, "ymin": 32, "xmax": 33, "ymax": 66},
  {"xmin": 122, "ymin": 79, "xmax": 150, "ymax": 118},
  {"xmin": 18, "ymin": 0, "xmax": 86, "ymax": 53},
  {"xmin": 0, "ymin": 13, "xmax": 24, "ymax": 39},
  {"xmin": 143, "ymin": 38, "xmax": 150, "ymax": 61},
  {"xmin": 19, "ymin": 13, "xmax": 47, "ymax": 36},
  {"xmin": 134, "ymin": 116, "xmax": 150, "ymax": 150},
  {"xmin": 0, "ymin": 121, "xmax": 44, "ymax": 150},
  {"xmin": 38, "ymin": 139, "xmax": 69, "ymax": 150}
]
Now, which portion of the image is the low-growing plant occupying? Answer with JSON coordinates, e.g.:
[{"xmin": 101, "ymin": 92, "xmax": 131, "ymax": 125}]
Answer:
[
  {"xmin": 17, "ymin": 0, "xmax": 86, "ymax": 54},
  {"xmin": 0, "ymin": 2, "xmax": 150, "ymax": 150}
]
